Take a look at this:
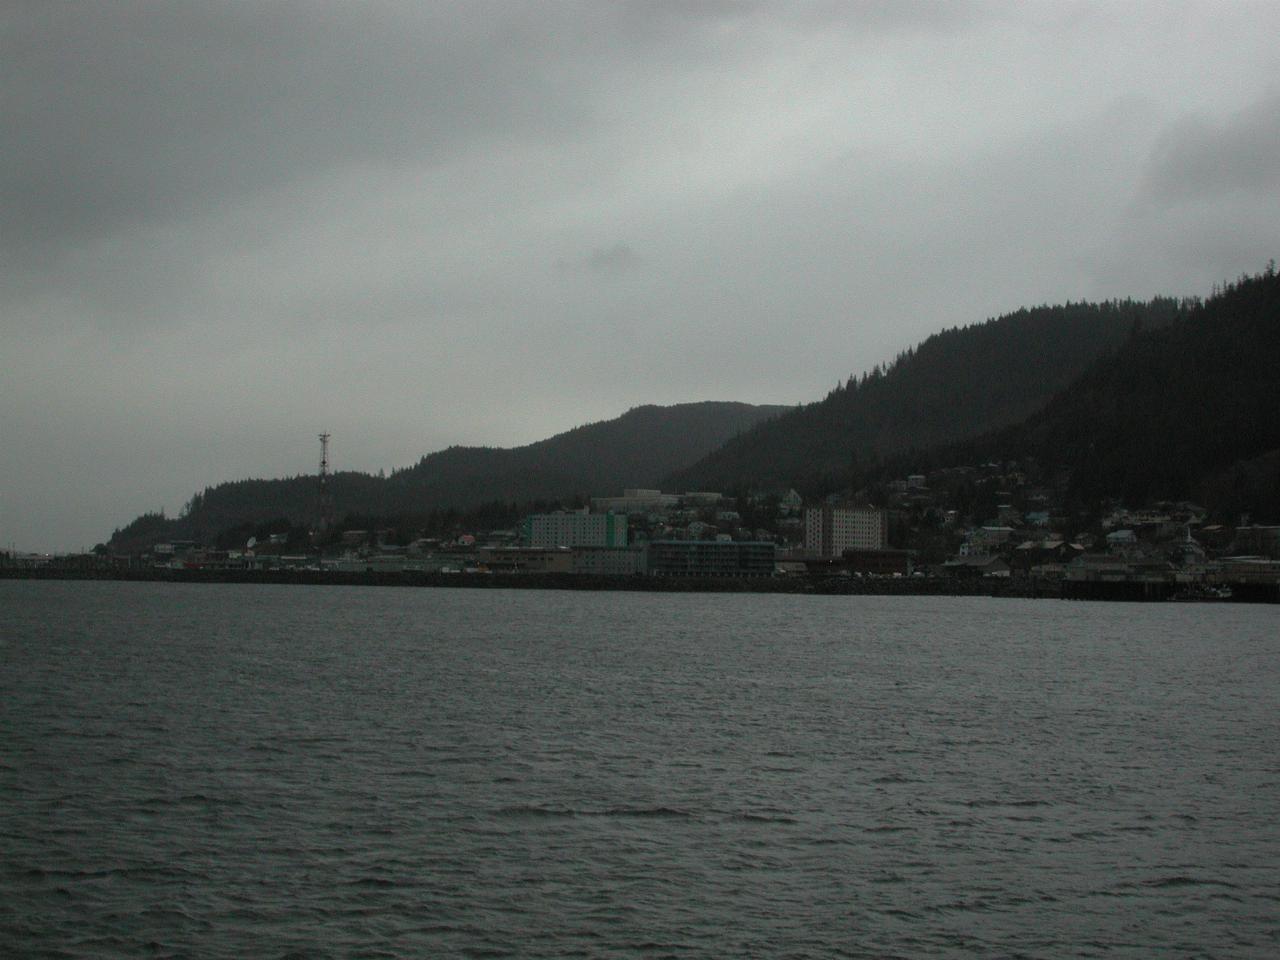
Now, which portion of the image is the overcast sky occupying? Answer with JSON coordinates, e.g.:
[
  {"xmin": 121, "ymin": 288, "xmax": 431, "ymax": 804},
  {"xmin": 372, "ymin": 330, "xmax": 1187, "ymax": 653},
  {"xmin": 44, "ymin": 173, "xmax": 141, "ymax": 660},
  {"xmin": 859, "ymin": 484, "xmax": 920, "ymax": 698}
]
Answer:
[{"xmin": 4, "ymin": 2, "xmax": 1280, "ymax": 551}]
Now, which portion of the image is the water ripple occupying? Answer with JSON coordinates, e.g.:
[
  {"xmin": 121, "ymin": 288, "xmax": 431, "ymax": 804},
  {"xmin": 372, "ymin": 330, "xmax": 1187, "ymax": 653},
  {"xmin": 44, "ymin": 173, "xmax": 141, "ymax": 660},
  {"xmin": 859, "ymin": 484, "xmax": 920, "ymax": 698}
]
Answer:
[{"xmin": 3, "ymin": 582, "xmax": 1278, "ymax": 958}]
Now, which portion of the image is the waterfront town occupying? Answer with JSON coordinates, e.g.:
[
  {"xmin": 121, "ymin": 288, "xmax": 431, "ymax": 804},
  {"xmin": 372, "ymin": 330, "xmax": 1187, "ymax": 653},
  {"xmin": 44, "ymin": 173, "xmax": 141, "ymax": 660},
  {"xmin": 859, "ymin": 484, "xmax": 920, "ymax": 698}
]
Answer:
[{"xmin": 6, "ymin": 459, "xmax": 1280, "ymax": 601}]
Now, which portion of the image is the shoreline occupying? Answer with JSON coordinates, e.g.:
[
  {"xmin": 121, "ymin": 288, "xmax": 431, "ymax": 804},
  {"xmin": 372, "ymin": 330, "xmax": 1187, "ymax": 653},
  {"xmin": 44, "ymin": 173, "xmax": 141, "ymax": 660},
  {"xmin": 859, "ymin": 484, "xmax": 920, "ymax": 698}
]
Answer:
[
  {"xmin": 1, "ymin": 565, "xmax": 1053, "ymax": 597},
  {"xmin": 4, "ymin": 566, "xmax": 1277, "ymax": 602}
]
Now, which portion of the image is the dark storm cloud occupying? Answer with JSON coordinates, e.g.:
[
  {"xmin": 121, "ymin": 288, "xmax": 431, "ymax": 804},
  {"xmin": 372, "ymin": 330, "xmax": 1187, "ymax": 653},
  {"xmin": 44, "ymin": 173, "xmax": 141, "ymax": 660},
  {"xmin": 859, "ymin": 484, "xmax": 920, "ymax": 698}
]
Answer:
[
  {"xmin": 1, "ymin": 4, "xmax": 588, "ymax": 261},
  {"xmin": 2, "ymin": 1, "xmax": 992, "ymax": 264},
  {"xmin": 4, "ymin": 2, "xmax": 1280, "ymax": 552}
]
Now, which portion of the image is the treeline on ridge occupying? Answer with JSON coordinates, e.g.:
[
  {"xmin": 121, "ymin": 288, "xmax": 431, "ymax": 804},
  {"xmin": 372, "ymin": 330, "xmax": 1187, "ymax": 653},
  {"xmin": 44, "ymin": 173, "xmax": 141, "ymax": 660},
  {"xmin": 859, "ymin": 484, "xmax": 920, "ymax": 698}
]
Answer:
[
  {"xmin": 668, "ymin": 296, "xmax": 1188, "ymax": 494},
  {"xmin": 108, "ymin": 267, "xmax": 1280, "ymax": 550},
  {"xmin": 107, "ymin": 402, "xmax": 786, "ymax": 550},
  {"xmin": 855, "ymin": 268, "xmax": 1280, "ymax": 522}
]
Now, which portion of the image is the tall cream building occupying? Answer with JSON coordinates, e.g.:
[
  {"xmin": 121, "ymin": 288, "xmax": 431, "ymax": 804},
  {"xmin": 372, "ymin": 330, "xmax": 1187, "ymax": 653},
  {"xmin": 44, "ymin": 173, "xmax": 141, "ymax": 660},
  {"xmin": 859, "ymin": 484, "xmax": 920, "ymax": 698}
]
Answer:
[
  {"xmin": 522, "ymin": 510, "xmax": 627, "ymax": 548},
  {"xmin": 804, "ymin": 506, "xmax": 887, "ymax": 557}
]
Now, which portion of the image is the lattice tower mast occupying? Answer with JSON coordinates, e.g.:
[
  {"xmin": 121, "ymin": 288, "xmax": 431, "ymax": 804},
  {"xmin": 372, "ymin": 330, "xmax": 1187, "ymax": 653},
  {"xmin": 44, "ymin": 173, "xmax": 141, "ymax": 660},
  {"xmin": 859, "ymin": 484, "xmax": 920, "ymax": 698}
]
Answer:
[{"xmin": 316, "ymin": 432, "xmax": 334, "ymax": 534}]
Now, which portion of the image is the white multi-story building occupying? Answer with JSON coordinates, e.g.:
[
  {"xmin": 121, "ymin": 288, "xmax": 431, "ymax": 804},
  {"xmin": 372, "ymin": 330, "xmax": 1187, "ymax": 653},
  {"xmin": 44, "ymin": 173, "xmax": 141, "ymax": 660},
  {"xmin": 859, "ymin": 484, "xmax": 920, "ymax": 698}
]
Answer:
[
  {"xmin": 804, "ymin": 506, "xmax": 887, "ymax": 557},
  {"xmin": 522, "ymin": 511, "xmax": 627, "ymax": 548}
]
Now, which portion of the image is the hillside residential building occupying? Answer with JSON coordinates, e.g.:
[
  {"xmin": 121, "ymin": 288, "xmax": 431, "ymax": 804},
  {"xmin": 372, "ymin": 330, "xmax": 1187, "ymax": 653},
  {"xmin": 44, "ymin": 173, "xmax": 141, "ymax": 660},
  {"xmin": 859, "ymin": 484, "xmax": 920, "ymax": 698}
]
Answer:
[
  {"xmin": 682, "ymin": 491, "xmax": 723, "ymax": 506},
  {"xmin": 843, "ymin": 548, "xmax": 914, "ymax": 576},
  {"xmin": 572, "ymin": 545, "xmax": 646, "ymax": 576},
  {"xmin": 480, "ymin": 547, "xmax": 572, "ymax": 574},
  {"xmin": 804, "ymin": 506, "xmax": 887, "ymax": 557},
  {"xmin": 958, "ymin": 525, "xmax": 1016, "ymax": 557},
  {"xmin": 590, "ymin": 489, "xmax": 679, "ymax": 515},
  {"xmin": 779, "ymin": 489, "xmax": 803, "ymax": 515},
  {"xmin": 646, "ymin": 540, "xmax": 776, "ymax": 578},
  {"xmin": 522, "ymin": 511, "xmax": 627, "ymax": 548},
  {"xmin": 942, "ymin": 555, "xmax": 1012, "ymax": 578},
  {"xmin": 1233, "ymin": 525, "xmax": 1280, "ymax": 559}
]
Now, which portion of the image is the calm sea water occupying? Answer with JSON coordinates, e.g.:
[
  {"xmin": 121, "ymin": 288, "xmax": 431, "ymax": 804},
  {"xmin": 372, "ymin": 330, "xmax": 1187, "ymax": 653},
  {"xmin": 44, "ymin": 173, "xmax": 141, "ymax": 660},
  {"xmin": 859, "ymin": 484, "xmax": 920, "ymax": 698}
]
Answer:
[{"xmin": 2, "ymin": 581, "xmax": 1277, "ymax": 958}]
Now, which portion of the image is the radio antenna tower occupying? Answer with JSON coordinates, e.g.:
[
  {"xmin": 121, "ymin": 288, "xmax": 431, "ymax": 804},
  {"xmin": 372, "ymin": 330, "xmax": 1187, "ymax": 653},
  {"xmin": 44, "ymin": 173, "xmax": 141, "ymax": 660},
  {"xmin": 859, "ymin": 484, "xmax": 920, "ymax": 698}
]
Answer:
[{"xmin": 316, "ymin": 432, "xmax": 335, "ymax": 536}]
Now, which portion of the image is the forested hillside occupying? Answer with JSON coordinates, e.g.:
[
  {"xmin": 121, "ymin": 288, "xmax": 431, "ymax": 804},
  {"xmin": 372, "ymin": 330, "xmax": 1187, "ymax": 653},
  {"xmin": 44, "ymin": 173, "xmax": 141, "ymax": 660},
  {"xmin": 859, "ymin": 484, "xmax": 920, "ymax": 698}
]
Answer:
[
  {"xmin": 108, "ymin": 401, "xmax": 785, "ymax": 549},
  {"xmin": 1007, "ymin": 269, "xmax": 1280, "ymax": 516},
  {"xmin": 864, "ymin": 269, "xmax": 1280, "ymax": 521},
  {"xmin": 106, "ymin": 271, "xmax": 1279, "ymax": 552},
  {"xmin": 669, "ymin": 298, "xmax": 1186, "ymax": 493},
  {"xmin": 389, "ymin": 401, "xmax": 787, "ymax": 506}
]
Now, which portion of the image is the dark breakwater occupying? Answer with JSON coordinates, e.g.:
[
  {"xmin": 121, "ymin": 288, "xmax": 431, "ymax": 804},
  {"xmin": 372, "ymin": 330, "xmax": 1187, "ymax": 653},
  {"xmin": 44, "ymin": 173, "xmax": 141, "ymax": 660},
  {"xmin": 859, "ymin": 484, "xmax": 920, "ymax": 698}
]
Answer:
[
  {"xmin": 0, "ymin": 564, "xmax": 1062, "ymax": 597},
  {"xmin": 9, "ymin": 564, "xmax": 1280, "ymax": 601}
]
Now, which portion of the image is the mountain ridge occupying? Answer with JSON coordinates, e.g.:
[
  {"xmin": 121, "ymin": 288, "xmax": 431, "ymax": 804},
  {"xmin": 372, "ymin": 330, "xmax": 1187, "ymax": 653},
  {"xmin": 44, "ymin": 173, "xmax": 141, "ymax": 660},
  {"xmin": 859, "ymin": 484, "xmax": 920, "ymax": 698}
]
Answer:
[
  {"xmin": 970, "ymin": 269, "xmax": 1279, "ymax": 516},
  {"xmin": 667, "ymin": 297, "xmax": 1187, "ymax": 494},
  {"xmin": 108, "ymin": 400, "xmax": 787, "ymax": 550},
  {"xmin": 108, "ymin": 271, "xmax": 1280, "ymax": 551}
]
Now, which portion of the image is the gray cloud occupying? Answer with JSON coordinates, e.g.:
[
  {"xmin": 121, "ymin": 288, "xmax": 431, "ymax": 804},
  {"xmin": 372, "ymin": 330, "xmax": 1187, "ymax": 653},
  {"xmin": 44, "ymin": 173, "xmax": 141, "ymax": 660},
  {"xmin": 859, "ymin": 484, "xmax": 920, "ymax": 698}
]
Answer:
[
  {"xmin": 2, "ymin": 1, "xmax": 998, "ymax": 261},
  {"xmin": 2, "ymin": 5, "xmax": 587, "ymax": 261},
  {"xmin": 4, "ymin": 2, "xmax": 1280, "ymax": 551},
  {"xmin": 1140, "ymin": 93, "xmax": 1280, "ymax": 205},
  {"xmin": 555, "ymin": 244, "xmax": 642, "ymax": 277}
]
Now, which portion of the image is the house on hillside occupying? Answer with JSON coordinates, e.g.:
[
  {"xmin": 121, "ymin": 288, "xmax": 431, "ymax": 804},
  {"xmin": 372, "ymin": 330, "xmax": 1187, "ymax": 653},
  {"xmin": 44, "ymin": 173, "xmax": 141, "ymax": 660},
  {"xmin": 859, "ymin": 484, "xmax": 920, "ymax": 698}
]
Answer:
[
  {"xmin": 941, "ymin": 555, "xmax": 1011, "ymax": 578},
  {"xmin": 958, "ymin": 526, "xmax": 1015, "ymax": 557},
  {"xmin": 779, "ymin": 489, "xmax": 803, "ymax": 516},
  {"xmin": 1012, "ymin": 539, "xmax": 1083, "ymax": 573}
]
